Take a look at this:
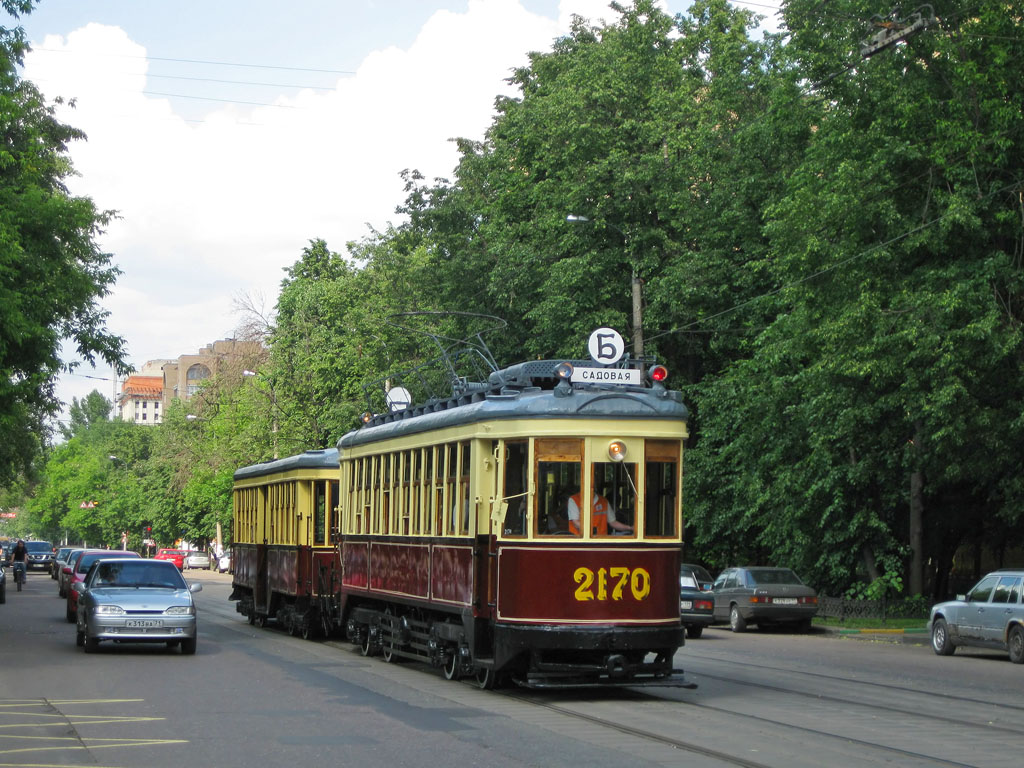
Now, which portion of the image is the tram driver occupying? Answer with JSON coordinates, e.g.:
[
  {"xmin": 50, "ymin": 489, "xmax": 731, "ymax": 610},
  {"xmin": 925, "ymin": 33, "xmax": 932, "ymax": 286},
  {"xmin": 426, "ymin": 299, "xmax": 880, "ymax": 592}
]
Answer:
[{"xmin": 564, "ymin": 490, "xmax": 634, "ymax": 536}]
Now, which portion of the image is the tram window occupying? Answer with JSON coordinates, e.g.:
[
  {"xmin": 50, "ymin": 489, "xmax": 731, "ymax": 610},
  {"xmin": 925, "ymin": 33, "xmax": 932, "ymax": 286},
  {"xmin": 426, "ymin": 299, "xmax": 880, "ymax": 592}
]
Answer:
[
  {"xmin": 645, "ymin": 441, "xmax": 680, "ymax": 538},
  {"xmin": 409, "ymin": 450, "xmax": 421, "ymax": 535},
  {"xmin": 589, "ymin": 462, "xmax": 636, "ymax": 537},
  {"xmin": 315, "ymin": 481, "xmax": 326, "ymax": 544},
  {"xmin": 452, "ymin": 442, "xmax": 470, "ymax": 535},
  {"xmin": 329, "ymin": 480, "xmax": 339, "ymax": 539},
  {"xmin": 502, "ymin": 441, "xmax": 528, "ymax": 537},
  {"xmin": 537, "ymin": 460, "xmax": 581, "ymax": 537}
]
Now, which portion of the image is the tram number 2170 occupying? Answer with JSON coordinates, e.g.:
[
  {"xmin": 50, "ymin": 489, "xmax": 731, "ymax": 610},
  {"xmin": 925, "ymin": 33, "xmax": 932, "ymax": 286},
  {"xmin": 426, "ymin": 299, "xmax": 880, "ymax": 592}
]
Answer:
[{"xmin": 573, "ymin": 566, "xmax": 651, "ymax": 602}]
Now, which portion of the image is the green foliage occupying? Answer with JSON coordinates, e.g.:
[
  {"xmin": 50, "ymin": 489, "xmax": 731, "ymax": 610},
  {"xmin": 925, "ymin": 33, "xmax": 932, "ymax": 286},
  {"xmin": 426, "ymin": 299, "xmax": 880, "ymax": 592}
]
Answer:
[
  {"xmin": 8, "ymin": 0, "xmax": 1024, "ymax": 599},
  {"xmin": 0, "ymin": 2, "xmax": 129, "ymax": 484}
]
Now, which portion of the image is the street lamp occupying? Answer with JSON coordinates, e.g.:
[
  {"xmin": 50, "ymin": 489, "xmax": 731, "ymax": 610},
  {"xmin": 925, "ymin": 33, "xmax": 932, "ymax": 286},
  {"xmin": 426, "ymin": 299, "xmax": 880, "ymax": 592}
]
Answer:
[{"xmin": 566, "ymin": 214, "xmax": 644, "ymax": 358}]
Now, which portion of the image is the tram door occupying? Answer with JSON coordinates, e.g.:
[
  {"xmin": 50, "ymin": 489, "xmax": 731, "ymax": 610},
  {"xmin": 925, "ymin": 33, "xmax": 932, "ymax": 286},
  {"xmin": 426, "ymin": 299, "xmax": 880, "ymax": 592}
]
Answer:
[{"xmin": 489, "ymin": 441, "xmax": 529, "ymax": 612}]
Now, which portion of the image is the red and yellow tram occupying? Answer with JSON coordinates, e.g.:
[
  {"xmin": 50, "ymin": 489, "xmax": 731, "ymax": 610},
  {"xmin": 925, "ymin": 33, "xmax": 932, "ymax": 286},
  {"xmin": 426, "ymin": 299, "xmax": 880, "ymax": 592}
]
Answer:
[
  {"xmin": 231, "ymin": 352, "xmax": 691, "ymax": 688},
  {"xmin": 230, "ymin": 449, "xmax": 340, "ymax": 638}
]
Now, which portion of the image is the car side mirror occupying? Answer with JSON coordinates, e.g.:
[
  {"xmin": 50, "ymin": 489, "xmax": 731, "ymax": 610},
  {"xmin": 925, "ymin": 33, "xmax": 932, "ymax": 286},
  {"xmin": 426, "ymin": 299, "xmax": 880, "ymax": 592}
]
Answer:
[{"xmin": 189, "ymin": 582, "xmax": 203, "ymax": 593}]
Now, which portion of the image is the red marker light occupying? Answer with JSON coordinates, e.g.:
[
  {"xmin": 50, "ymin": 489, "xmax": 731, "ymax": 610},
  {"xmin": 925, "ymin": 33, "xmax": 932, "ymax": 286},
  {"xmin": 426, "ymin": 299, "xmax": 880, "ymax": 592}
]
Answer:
[{"xmin": 648, "ymin": 364, "xmax": 668, "ymax": 382}]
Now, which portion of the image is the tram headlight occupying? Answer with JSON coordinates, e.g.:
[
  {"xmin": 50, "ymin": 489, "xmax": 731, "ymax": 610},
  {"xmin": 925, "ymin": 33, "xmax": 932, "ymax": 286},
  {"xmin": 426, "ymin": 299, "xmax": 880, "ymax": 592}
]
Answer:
[
  {"xmin": 554, "ymin": 362, "xmax": 574, "ymax": 397},
  {"xmin": 608, "ymin": 440, "xmax": 627, "ymax": 462},
  {"xmin": 360, "ymin": 411, "xmax": 373, "ymax": 424}
]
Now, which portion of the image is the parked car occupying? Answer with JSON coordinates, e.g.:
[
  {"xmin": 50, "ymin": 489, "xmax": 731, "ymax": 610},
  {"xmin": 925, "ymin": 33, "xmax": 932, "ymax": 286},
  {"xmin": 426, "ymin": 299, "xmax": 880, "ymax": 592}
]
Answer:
[
  {"xmin": 712, "ymin": 566, "xmax": 819, "ymax": 632},
  {"xmin": 679, "ymin": 563, "xmax": 715, "ymax": 638},
  {"xmin": 929, "ymin": 569, "xmax": 1024, "ymax": 663},
  {"xmin": 0, "ymin": 563, "xmax": 6, "ymax": 604},
  {"xmin": 58, "ymin": 548, "xmax": 87, "ymax": 598},
  {"xmin": 75, "ymin": 557, "xmax": 201, "ymax": 654},
  {"xmin": 1, "ymin": 541, "xmax": 12, "ymax": 566},
  {"xmin": 52, "ymin": 547, "xmax": 74, "ymax": 579},
  {"xmin": 183, "ymin": 551, "xmax": 211, "ymax": 570},
  {"xmin": 66, "ymin": 549, "xmax": 141, "ymax": 622},
  {"xmin": 154, "ymin": 549, "xmax": 188, "ymax": 570},
  {"xmin": 25, "ymin": 540, "xmax": 55, "ymax": 571},
  {"xmin": 214, "ymin": 551, "xmax": 230, "ymax": 573}
]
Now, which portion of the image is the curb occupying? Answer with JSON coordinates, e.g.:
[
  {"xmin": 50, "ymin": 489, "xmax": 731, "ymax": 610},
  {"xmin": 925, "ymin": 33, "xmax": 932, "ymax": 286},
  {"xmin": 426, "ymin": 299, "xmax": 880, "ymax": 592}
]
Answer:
[{"xmin": 821, "ymin": 626, "xmax": 929, "ymax": 643}]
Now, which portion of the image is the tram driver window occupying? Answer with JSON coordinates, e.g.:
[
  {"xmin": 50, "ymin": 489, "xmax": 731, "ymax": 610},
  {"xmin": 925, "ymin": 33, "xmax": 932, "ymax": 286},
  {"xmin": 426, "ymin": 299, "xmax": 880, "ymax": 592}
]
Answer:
[{"xmin": 589, "ymin": 461, "xmax": 636, "ymax": 537}]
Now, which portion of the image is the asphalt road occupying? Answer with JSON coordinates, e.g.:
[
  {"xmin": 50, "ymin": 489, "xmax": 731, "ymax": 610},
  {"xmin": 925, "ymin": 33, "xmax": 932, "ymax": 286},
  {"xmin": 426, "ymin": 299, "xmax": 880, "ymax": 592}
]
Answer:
[{"xmin": 1, "ymin": 567, "xmax": 1021, "ymax": 768}]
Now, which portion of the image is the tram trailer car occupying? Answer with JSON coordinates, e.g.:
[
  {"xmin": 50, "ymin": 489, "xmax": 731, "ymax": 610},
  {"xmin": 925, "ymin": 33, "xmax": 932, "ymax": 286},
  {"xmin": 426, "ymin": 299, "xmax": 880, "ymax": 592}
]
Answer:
[
  {"xmin": 230, "ymin": 449, "xmax": 341, "ymax": 639},
  {"xmin": 335, "ymin": 358, "xmax": 691, "ymax": 689}
]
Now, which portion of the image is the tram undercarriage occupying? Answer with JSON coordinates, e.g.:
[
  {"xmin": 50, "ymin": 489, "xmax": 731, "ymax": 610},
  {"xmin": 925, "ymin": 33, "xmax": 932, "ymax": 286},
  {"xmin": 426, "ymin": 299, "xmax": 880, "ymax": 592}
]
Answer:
[{"xmin": 345, "ymin": 601, "xmax": 694, "ymax": 689}]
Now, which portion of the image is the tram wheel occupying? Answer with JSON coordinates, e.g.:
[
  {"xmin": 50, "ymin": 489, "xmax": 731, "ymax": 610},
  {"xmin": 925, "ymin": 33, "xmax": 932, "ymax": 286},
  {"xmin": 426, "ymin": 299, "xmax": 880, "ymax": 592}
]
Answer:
[
  {"xmin": 474, "ymin": 667, "xmax": 498, "ymax": 690},
  {"xmin": 381, "ymin": 609, "xmax": 402, "ymax": 663},
  {"xmin": 359, "ymin": 626, "xmax": 376, "ymax": 657},
  {"xmin": 253, "ymin": 615, "xmax": 266, "ymax": 628},
  {"xmin": 301, "ymin": 619, "xmax": 314, "ymax": 641},
  {"xmin": 443, "ymin": 650, "xmax": 460, "ymax": 681}
]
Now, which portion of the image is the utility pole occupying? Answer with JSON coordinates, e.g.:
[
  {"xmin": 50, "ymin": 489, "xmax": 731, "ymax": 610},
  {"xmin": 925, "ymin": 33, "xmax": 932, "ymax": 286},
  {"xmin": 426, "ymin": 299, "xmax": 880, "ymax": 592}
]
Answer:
[{"xmin": 567, "ymin": 214, "xmax": 645, "ymax": 358}]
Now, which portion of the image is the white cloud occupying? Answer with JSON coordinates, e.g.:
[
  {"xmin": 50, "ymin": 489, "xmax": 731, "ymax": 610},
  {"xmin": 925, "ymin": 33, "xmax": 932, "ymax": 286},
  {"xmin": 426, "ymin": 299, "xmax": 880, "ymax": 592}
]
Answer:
[{"xmin": 22, "ymin": 1, "xmax": 689, "ymax": 415}]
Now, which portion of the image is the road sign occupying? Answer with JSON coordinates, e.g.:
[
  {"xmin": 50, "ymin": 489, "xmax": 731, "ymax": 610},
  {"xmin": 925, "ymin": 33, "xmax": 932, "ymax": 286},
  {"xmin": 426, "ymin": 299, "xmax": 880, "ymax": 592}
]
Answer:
[{"xmin": 588, "ymin": 327, "xmax": 625, "ymax": 364}]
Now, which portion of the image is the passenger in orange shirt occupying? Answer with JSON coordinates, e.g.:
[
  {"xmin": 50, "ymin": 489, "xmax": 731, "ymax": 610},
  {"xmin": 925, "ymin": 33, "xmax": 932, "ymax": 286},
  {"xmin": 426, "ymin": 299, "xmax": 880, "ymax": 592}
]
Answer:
[{"xmin": 567, "ymin": 491, "xmax": 633, "ymax": 535}]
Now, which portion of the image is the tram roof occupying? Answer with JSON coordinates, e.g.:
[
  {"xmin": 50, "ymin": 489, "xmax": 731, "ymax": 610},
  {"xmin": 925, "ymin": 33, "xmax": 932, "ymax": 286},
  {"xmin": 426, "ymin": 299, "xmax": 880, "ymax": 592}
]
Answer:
[
  {"xmin": 339, "ymin": 376, "xmax": 688, "ymax": 450},
  {"xmin": 234, "ymin": 448, "xmax": 339, "ymax": 480}
]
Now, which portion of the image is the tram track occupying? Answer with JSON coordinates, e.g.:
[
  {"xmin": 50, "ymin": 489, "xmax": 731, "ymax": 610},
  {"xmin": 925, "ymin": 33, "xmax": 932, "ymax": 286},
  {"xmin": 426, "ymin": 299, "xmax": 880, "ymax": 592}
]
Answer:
[
  {"xmin": 200, "ymin": 589, "xmax": 1018, "ymax": 766},
  {"xmin": 494, "ymin": 684, "xmax": 983, "ymax": 768},
  {"xmin": 691, "ymin": 654, "xmax": 1024, "ymax": 716}
]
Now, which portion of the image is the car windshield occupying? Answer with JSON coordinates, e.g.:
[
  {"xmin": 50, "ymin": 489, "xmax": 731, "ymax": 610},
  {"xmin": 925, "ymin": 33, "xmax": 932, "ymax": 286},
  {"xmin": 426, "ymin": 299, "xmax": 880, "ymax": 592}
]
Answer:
[
  {"xmin": 77, "ymin": 552, "xmax": 138, "ymax": 573},
  {"xmin": 26, "ymin": 542, "xmax": 52, "ymax": 553},
  {"xmin": 747, "ymin": 568, "xmax": 803, "ymax": 586},
  {"xmin": 90, "ymin": 561, "xmax": 187, "ymax": 589}
]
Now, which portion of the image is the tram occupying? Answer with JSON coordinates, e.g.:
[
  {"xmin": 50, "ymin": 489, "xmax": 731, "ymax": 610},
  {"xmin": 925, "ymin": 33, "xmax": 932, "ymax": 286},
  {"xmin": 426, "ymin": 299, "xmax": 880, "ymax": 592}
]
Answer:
[
  {"xmin": 230, "ymin": 323, "xmax": 692, "ymax": 688},
  {"xmin": 230, "ymin": 449, "xmax": 341, "ymax": 638}
]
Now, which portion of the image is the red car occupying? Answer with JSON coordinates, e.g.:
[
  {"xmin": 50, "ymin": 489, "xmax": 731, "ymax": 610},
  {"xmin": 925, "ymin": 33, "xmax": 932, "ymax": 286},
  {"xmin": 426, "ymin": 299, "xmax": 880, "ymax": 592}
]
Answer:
[
  {"xmin": 65, "ymin": 549, "xmax": 141, "ymax": 622},
  {"xmin": 154, "ymin": 549, "xmax": 188, "ymax": 570}
]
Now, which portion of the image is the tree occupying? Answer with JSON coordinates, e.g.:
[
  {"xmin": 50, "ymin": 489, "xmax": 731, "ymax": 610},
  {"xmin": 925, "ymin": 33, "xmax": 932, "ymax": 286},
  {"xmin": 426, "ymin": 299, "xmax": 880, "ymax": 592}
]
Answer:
[
  {"xmin": 688, "ymin": 0, "xmax": 1024, "ymax": 596},
  {"xmin": 0, "ymin": 1, "xmax": 129, "ymax": 484}
]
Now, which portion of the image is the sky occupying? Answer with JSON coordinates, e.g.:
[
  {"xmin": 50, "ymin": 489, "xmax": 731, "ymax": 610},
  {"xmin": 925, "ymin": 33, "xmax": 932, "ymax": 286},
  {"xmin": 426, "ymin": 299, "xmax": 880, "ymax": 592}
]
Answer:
[{"xmin": 15, "ymin": 0, "xmax": 778, "ymax": 421}]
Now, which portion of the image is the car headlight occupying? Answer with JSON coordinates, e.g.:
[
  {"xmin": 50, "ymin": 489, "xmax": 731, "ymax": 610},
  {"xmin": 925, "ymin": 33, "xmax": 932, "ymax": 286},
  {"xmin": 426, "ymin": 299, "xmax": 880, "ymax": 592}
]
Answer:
[
  {"xmin": 94, "ymin": 605, "xmax": 125, "ymax": 615},
  {"xmin": 164, "ymin": 605, "xmax": 195, "ymax": 616}
]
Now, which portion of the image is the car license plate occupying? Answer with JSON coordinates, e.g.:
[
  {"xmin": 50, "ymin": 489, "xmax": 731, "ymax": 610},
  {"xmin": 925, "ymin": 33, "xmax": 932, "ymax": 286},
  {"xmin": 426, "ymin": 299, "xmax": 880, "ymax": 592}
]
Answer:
[
  {"xmin": 773, "ymin": 598, "xmax": 798, "ymax": 605},
  {"xmin": 680, "ymin": 601, "xmax": 693, "ymax": 609},
  {"xmin": 125, "ymin": 619, "xmax": 163, "ymax": 628}
]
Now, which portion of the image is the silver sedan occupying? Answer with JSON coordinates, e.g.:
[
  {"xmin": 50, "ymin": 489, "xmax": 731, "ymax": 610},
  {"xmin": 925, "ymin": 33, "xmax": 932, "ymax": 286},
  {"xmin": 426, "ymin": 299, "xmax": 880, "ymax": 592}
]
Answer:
[{"xmin": 75, "ymin": 558, "xmax": 201, "ymax": 654}]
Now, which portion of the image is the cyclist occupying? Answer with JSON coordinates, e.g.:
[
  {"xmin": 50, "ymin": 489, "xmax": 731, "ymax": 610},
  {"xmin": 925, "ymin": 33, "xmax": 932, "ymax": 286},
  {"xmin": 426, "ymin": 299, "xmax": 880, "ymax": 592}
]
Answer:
[{"xmin": 11, "ymin": 539, "xmax": 27, "ymax": 591}]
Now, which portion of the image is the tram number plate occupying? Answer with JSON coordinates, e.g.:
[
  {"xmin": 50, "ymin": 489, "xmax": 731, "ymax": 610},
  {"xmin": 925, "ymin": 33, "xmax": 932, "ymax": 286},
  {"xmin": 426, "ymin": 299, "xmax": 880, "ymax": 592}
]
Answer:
[
  {"xmin": 125, "ymin": 619, "xmax": 163, "ymax": 628},
  {"xmin": 773, "ymin": 598, "xmax": 797, "ymax": 605},
  {"xmin": 680, "ymin": 601, "xmax": 693, "ymax": 609}
]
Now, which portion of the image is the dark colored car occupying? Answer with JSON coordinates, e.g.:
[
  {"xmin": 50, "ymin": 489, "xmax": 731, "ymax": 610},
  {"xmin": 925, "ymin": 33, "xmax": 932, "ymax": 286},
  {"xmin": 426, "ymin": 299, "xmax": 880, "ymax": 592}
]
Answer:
[
  {"xmin": 1, "ymin": 541, "xmax": 11, "ymax": 566},
  {"xmin": 25, "ymin": 540, "xmax": 55, "ymax": 571},
  {"xmin": 52, "ymin": 547, "xmax": 75, "ymax": 579},
  {"xmin": 58, "ymin": 548, "xmax": 87, "ymax": 598},
  {"xmin": 712, "ymin": 566, "xmax": 818, "ymax": 632},
  {"xmin": 679, "ymin": 563, "xmax": 715, "ymax": 638},
  {"xmin": 76, "ymin": 558, "xmax": 201, "ymax": 654},
  {"xmin": 929, "ymin": 569, "xmax": 1024, "ymax": 663},
  {"xmin": 0, "ymin": 562, "xmax": 6, "ymax": 603},
  {"xmin": 66, "ymin": 549, "xmax": 141, "ymax": 622}
]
